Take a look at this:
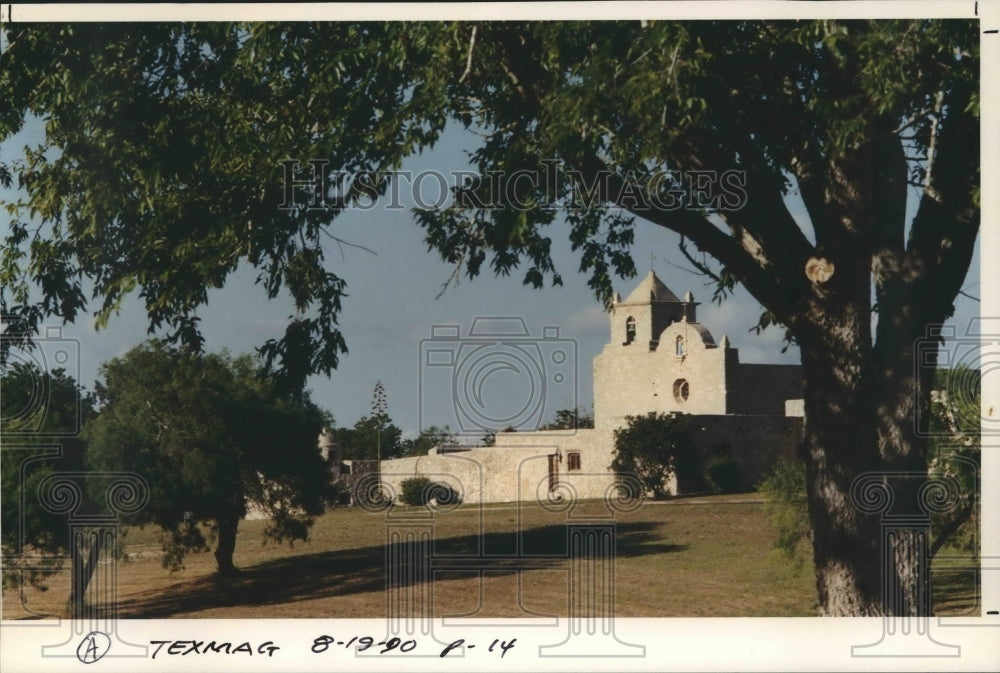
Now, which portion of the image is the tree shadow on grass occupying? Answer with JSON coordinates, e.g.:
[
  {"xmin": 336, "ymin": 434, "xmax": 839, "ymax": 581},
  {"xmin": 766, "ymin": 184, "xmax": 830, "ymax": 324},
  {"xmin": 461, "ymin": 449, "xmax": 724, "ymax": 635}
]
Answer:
[
  {"xmin": 111, "ymin": 521, "xmax": 686, "ymax": 618},
  {"xmin": 931, "ymin": 566, "xmax": 980, "ymax": 616}
]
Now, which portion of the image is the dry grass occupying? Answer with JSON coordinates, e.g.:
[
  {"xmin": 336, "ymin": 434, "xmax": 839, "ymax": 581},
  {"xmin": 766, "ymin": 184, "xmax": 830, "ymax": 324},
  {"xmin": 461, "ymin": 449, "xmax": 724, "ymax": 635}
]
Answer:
[{"xmin": 2, "ymin": 494, "xmax": 977, "ymax": 619}]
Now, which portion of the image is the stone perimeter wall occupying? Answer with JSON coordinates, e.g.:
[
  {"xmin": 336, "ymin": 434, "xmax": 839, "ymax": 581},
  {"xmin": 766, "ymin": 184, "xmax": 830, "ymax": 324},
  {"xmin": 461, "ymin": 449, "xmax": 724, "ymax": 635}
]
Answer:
[
  {"xmin": 691, "ymin": 414, "xmax": 803, "ymax": 489},
  {"xmin": 374, "ymin": 414, "xmax": 802, "ymax": 505},
  {"xmin": 377, "ymin": 429, "xmax": 619, "ymax": 505},
  {"xmin": 725, "ymin": 364, "xmax": 804, "ymax": 416}
]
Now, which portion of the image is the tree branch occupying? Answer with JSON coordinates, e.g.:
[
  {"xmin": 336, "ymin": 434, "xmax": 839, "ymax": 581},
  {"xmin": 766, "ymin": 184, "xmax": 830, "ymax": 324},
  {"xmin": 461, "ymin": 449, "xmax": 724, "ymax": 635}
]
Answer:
[
  {"xmin": 929, "ymin": 502, "xmax": 973, "ymax": 559},
  {"xmin": 901, "ymin": 79, "xmax": 979, "ymax": 327},
  {"xmin": 668, "ymin": 130, "xmax": 815, "ymax": 326},
  {"xmin": 870, "ymin": 119, "xmax": 909, "ymax": 304},
  {"xmin": 458, "ymin": 26, "xmax": 477, "ymax": 83},
  {"xmin": 486, "ymin": 23, "xmax": 810, "ymax": 329},
  {"xmin": 893, "ymin": 106, "xmax": 935, "ymax": 135},
  {"xmin": 922, "ymin": 90, "xmax": 945, "ymax": 203},
  {"xmin": 623, "ymin": 195, "xmax": 802, "ymax": 327},
  {"xmin": 678, "ymin": 235, "xmax": 722, "ymax": 283},
  {"xmin": 789, "ymin": 140, "xmax": 839, "ymax": 249}
]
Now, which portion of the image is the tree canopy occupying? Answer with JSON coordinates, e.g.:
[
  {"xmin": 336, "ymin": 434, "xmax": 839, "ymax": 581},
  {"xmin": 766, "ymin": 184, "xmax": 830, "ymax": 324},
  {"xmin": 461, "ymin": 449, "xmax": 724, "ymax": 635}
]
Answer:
[
  {"xmin": 1, "ymin": 21, "xmax": 977, "ymax": 366},
  {"xmin": 332, "ymin": 415, "xmax": 404, "ymax": 461},
  {"xmin": 1, "ymin": 23, "xmax": 455, "ymax": 387}
]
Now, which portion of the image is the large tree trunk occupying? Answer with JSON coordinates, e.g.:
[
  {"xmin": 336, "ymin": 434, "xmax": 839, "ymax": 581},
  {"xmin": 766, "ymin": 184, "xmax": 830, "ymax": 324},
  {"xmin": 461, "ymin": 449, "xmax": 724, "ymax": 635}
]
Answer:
[
  {"xmin": 872, "ymin": 297, "xmax": 938, "ymax": 616},
  {"xmin": 799, "ymin": 298, "xmax": 935, "ymax": 616},
  {"xmin": 214, "ymin": 513, "xmax": 240, "ymax": 575},
  {"xmin": 799, "ymin": 310, "xmax": 882, "ymax": 615}
]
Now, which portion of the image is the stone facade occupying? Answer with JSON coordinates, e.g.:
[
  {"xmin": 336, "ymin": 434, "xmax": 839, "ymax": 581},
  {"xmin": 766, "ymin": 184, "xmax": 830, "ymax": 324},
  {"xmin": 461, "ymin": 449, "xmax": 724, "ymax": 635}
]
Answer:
[{"xmin": 365, "ymin": 271, "xmax": 804, "ymax": 505}]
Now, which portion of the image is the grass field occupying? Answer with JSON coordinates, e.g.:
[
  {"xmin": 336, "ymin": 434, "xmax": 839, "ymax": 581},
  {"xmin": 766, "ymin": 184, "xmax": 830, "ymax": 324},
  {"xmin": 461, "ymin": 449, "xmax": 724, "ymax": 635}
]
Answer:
[{"xmin": 2, "ymin": 493, "xmax": 979, "ymax": 619}]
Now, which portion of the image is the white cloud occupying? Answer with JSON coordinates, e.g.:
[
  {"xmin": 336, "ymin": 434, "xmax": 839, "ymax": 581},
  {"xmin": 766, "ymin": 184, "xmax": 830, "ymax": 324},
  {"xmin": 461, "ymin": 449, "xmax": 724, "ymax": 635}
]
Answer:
[{"xmin": 562, "ymin": 304, "xmax": 608, "ymax": 333}]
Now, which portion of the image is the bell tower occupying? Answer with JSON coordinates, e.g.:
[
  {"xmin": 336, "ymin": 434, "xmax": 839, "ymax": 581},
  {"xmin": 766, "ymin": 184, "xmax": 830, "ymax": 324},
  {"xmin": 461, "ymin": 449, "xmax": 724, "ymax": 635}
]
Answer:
[
  {"xmin": 594, "ymin": 270, "xmax": 724, "ymax": 429},
  {"xmin": 609, "ymin": 270, "xmax": 698, "ymax": 351}
]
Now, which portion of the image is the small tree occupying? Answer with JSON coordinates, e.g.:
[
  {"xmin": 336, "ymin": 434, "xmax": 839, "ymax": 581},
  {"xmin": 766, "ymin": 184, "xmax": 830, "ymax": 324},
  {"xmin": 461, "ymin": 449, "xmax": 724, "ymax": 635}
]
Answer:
[
  {"xmin": 400, "ymin": 425, "xmax": 456, "ymax": 457},
  {"xmin": 336, "ymin": 415, "xmax": 404, "ymax": 461},
  {"xmin": 84, "ymin": 341, "xmax": 335, "ymax": 575},
  {"xmin": 705, "ymin": 455, "xmax": 742, "ymax": 494},
  {"xmin": 1, "ymin": 362, "xmax": 98, "ymax": 614},
  {"xmin": 926, "ymin": 365, "xmax": 980, "ymax": 560},
  {"xmin": 400, "ymin": 477, "xmax": 434, "ymax": 506},
  {"xmin": 611, "ymin": 412, "xmax": 698, "ymax": 499},
  {"xmin": 371, "ymin": 381, "xmax": 388, "ymax": 472},
  {"xmin": 399, "ymin": 477, "xmax": 460, "ymax": 507},
  {"xmin": 539, "ymin": 407, "xmax": 595, "ymax": 430},
  {"xmin": 758, "ymin": 458, "xmax": 812, "ymax": 571}
]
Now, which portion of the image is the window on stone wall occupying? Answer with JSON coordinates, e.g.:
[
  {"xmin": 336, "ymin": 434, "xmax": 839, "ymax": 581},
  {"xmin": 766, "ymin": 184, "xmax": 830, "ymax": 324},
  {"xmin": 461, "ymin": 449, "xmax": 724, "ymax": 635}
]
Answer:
[
  {"xmin": 673, "ymin": 378, "xmax": 690, "ymax": 403},
  {"xmin": 625, "ymin": 316, "xmax": 636, "ymax": 344},
  {"xmin": 567, "ymin": 452, "xmax": 581, "ymax": 471},
  {"xmin": 675, "ymin": 335, "xmax": 685, "ymax": 355}
]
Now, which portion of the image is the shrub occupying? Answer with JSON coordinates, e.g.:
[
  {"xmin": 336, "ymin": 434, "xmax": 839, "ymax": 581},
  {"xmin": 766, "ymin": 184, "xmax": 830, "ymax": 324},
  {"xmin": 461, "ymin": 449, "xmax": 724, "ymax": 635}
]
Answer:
[
  {"xmin": 705, "ymin": 455, "xmax": 741, "ymax": 493},
  {"xmin": 428, "ymin": 482, "xmax": 461, "ymax": 506},
  {"xmin": 399, "ymin": 477, "xmax": 461, "ymax": 507},
  {"xmin": 612, "ymin": 412, "xmax": 699, "ymax": 499},
  {"xmin": 400, "ymin": 477, "xmax": 434, "ymax": 506}
]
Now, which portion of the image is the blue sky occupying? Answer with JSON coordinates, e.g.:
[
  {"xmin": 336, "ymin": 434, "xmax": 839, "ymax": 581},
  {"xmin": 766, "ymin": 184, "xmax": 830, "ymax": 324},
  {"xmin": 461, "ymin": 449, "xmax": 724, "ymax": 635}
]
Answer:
[{"xmin": 2, "ymin": 116, "xmax": 981, "ymax": 441}]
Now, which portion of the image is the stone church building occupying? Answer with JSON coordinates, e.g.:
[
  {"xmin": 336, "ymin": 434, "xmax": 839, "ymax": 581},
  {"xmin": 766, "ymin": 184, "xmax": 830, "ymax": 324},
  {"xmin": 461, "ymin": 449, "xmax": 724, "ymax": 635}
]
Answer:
[{"xmin": 340, "ymin": 270, "xmax": 804, "ymax": 505}]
